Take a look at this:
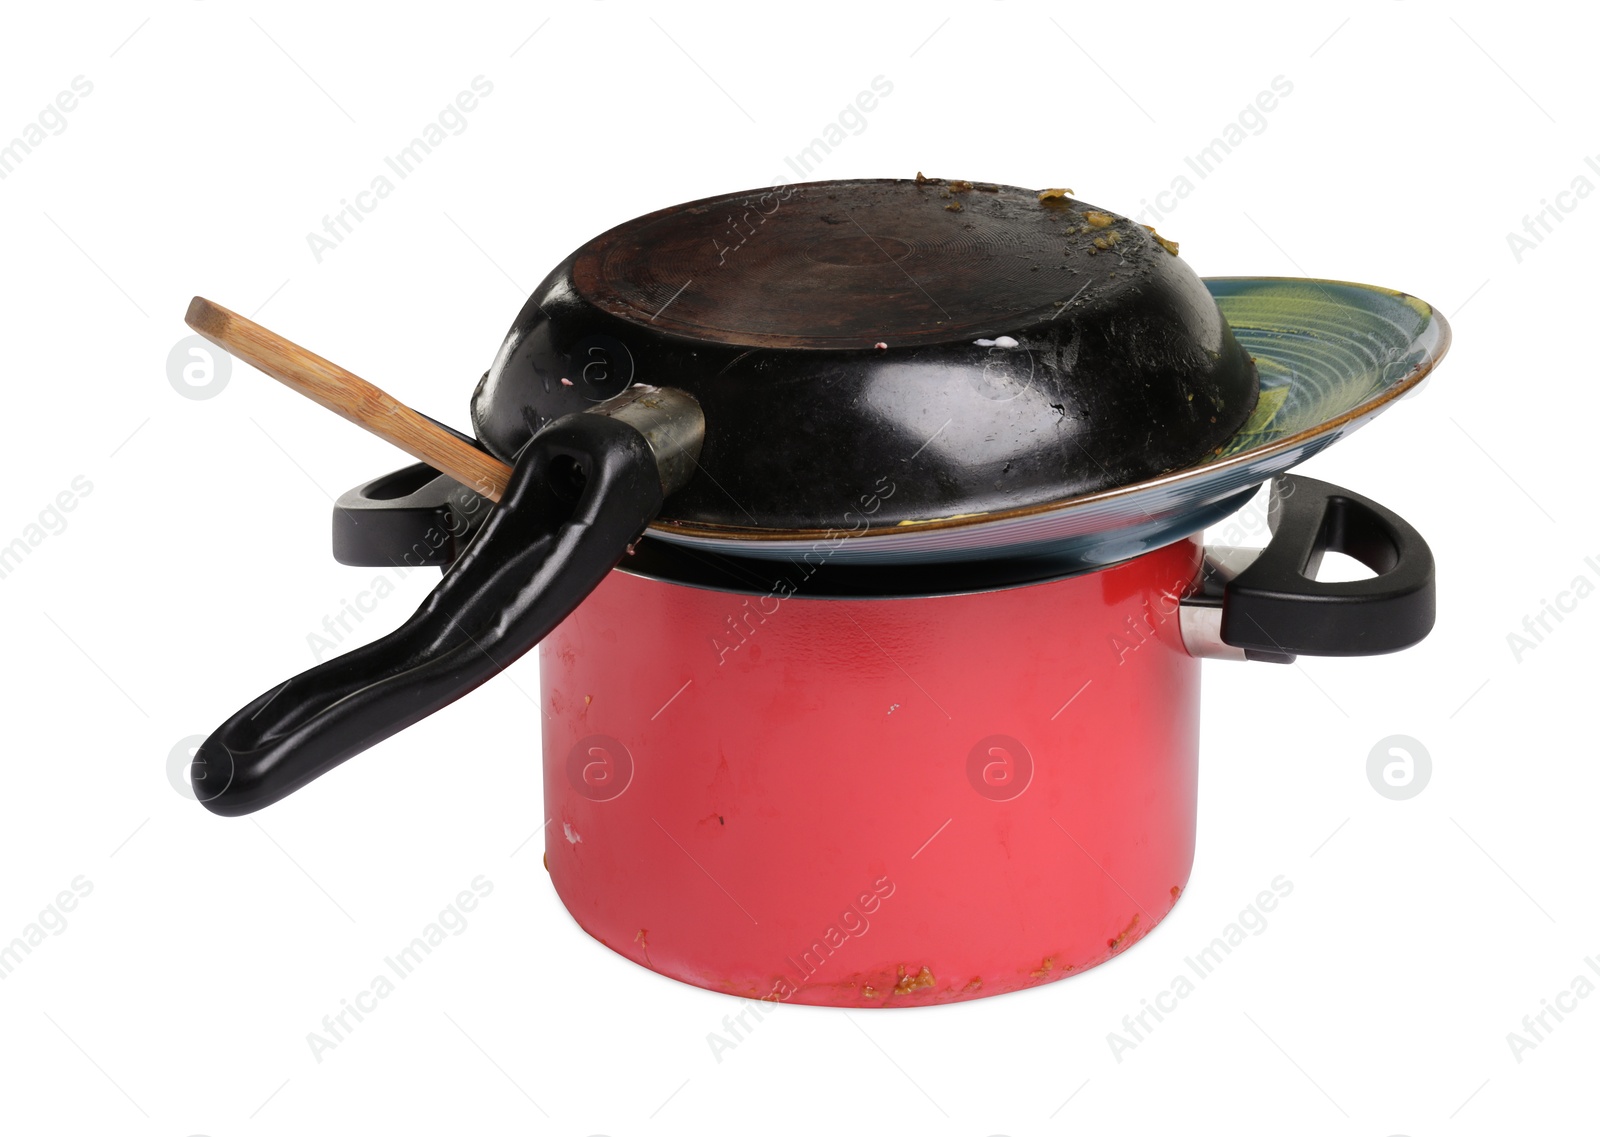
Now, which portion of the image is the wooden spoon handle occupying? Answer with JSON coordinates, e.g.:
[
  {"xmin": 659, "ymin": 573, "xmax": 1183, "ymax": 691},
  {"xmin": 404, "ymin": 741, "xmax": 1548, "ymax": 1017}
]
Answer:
[{"xmin": 185, "ymin": 296, "xmax": 513, "ymax": 502}]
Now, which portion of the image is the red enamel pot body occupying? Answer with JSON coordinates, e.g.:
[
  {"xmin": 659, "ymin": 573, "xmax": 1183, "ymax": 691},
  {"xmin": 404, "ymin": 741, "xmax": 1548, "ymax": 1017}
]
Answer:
[{"xmin": 540, "ymin": 537, "xmax": 1203, "ymax": 1007}]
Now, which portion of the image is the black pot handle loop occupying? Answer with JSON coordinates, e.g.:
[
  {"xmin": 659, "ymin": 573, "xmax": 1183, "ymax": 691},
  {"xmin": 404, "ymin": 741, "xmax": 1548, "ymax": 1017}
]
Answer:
[
  {"xmin": 329, "ymin": 462, "xmax": 495, "ymax": 569},
  {"xmin": 1196, "ymin": 473, "xmax": 1436, "ymax": 663},
  {"xmin": 191, "ymin": 387, "xmax": 702, "ymax": 816}
]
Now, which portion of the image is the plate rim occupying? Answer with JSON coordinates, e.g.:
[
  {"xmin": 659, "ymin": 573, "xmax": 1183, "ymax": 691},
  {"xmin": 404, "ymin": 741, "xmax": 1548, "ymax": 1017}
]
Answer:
[{"xmin": 646, "ymin": 275, "xmax": 1452, "ymax": 546}]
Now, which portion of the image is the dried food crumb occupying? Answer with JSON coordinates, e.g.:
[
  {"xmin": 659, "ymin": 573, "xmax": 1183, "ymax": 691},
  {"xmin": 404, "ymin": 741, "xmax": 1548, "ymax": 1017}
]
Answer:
[
  {"xmin": 973, "ymin": 336, "xmax": 1019, "ymax": 349},
  {"xmin": 945, "ymin": 200, "xmax": 963, "ymax": 212},
  {"xmin": 559, "ymin": 377, "xmax": 574, "ymax": 387},
  {"xmin": 873, "ymin": 341, "xmax": 888, "ymax": 350},
  {"xmin": 914, "ymin": 170, "xmax": 943, "ymax": 185},
  {"xmin": 1141, "ymin": 224, "xmax": 1180, "ymax": 255},
  {"xmin": 948, "ymin": 179, "xmax": 974, "ymax": 192},
  {"xmin": 893, "ymin": 965, "xmax": 935, "ymax": 995},
  {"xmin": 1038, "ymin": 187, "xmax": 1074, "ymax": 201},
  {"xmin": 1084, "ymin": 210, "xmax": 1116, "ymax": 228},
  {"xmin": 1109, "ymin": 913, "xmax": 1141, "ymax": 950}
]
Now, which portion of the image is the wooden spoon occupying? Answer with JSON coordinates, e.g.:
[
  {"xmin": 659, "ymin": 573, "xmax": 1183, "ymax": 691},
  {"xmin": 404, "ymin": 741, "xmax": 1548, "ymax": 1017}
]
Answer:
[{"xmin": 185, "ymin": 297, "xmax": 513, "ymax": 501}]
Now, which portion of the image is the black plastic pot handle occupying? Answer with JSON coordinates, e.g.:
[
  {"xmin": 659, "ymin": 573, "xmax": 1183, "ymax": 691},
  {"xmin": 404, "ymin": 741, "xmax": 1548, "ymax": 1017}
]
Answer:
[
  {"xmin": 191, "ymin": 387, "xmax": 703, "ymax": 816},
  {"xmin": 330, "ymin": 463, "xmax": 492, "ymax": 569},
  {"xmin": 1216, "ymin": 473, "xmax": 1435, "ymax": 662}
]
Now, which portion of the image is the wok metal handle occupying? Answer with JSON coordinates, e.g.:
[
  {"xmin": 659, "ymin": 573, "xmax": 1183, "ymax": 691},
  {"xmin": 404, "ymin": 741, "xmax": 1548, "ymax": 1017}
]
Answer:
[
  {"xmin": 191, "ymin": 387, "xmax": 703, "ymax": 816},
  {"xmin": 1180, "ymin": 474, "xmax": 1436, "ymax": 663}
]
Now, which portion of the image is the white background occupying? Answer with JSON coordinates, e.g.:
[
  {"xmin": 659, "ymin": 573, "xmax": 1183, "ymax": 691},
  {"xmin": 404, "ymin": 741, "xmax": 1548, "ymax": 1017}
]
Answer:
[{"xmin": 1, "ymin": 2, "xmax": 1593, "ymax": 1134}]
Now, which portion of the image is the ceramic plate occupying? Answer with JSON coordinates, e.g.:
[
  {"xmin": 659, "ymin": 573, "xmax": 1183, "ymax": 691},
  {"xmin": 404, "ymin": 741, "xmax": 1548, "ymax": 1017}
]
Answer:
[{"xmin": 644, "ymin": 277, "xmax": 1451, "ymax": 566}]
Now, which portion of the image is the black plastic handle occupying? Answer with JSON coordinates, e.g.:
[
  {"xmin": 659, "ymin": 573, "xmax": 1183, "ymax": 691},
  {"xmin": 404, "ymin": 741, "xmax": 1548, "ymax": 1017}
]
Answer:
[
  {"xmin": 192, "ymin": 409, "xmax": 677, "ymax": 815},
  {"xmin": 1219, "ymin": 474, "xmax": 1435, "ymax": 661},
  {"xmin": 331, "ymin": 462, "xmax": 492, "ymax": 569}
]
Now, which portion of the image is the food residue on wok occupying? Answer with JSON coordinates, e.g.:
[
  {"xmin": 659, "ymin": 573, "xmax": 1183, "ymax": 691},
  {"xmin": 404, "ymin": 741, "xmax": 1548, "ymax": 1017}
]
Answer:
[
  {"xmin": 914, "ymin": 172, "xmax": 999, "ymax": 192},
  {"xmin": 1142, "ymin": 224, "xmax": 1180, "ymax": 256},
  {"xmin": 909, "ymin": 173, "xmax": 1180, "ymax": 260}
]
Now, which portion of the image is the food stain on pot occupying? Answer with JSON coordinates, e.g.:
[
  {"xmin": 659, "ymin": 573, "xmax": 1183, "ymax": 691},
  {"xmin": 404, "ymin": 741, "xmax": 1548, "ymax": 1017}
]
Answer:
[
  {"xmin": 1108, "ymin": 912, "xmax": 1141, "ymax": 952},
  {"xmin": 696, "ymin": 811, "xmax": 727, "ymax": 833},
  {"xmin": 893, "ymin": 964, "xmax": 935, "ymax": 995}
]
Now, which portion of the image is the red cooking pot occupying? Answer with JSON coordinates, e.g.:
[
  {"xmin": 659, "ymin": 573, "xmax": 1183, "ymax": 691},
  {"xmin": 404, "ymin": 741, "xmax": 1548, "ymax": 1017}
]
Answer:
[
  {"xmin": 188, "ymin": 178, "xmax": 1447, "ymax": 1006},
  {"xmin": 315, "ymin": 466, "xmax": 1429, "ymax": 1006}
]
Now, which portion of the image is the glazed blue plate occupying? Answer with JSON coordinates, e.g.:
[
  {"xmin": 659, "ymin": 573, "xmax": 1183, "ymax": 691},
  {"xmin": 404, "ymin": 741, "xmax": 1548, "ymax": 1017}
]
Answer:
[{"xmin": 645, "ymin": 277, "xmax": 1450, "ymax": 566}]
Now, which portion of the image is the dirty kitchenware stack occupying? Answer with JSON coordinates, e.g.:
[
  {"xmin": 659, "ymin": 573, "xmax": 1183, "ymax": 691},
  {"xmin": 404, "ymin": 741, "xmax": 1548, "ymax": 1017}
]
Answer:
[{"xmin": 188, "ymin": 178, "xmax": 1448, "ymax": 1006}]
